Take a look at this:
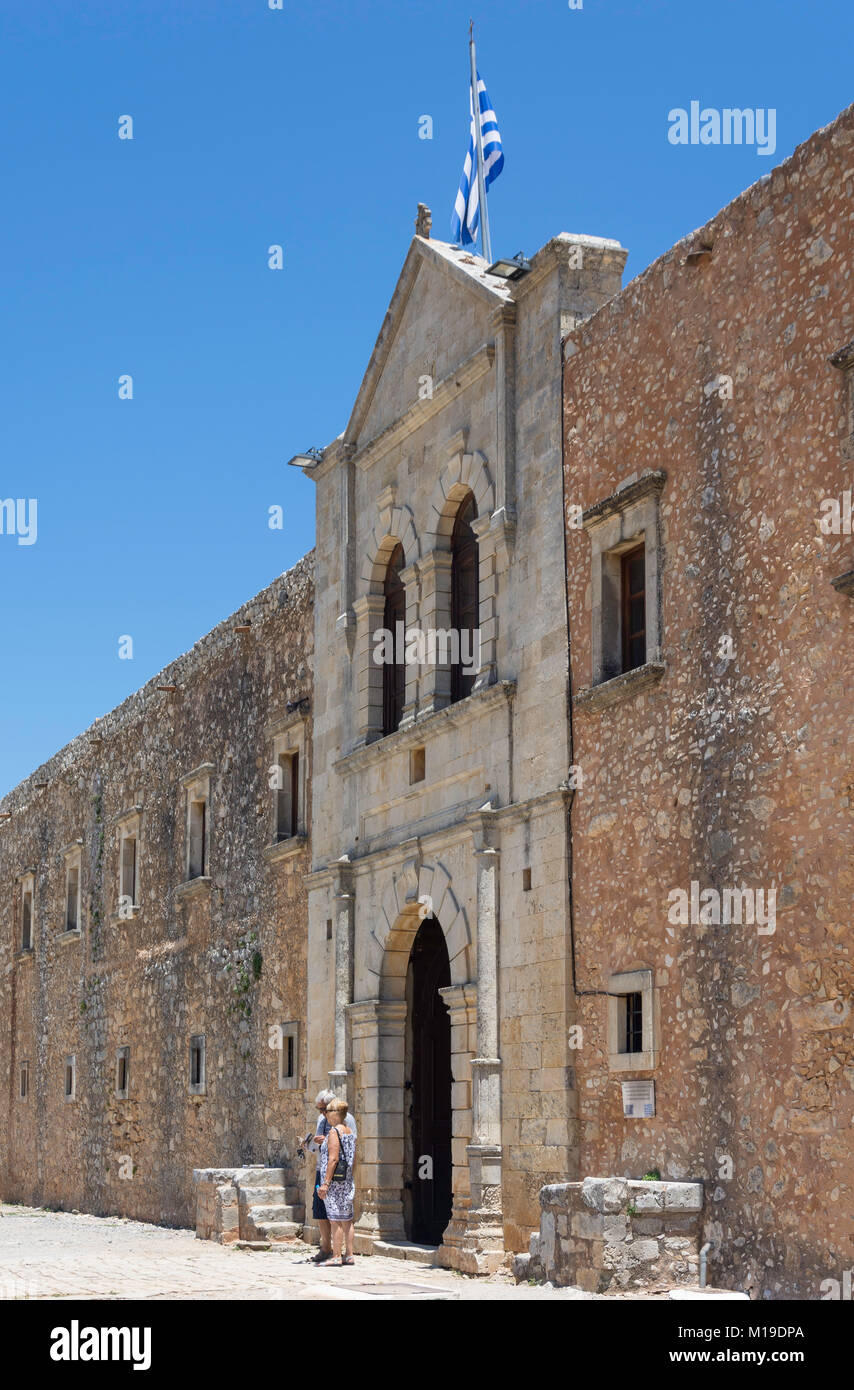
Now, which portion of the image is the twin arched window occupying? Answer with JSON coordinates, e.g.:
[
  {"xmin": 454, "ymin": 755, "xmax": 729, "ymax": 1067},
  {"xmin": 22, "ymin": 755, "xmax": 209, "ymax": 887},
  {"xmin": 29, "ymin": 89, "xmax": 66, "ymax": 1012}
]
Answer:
[{"xmin": 381, "ymin": 495, "xmax": 479, "ymax": 737}]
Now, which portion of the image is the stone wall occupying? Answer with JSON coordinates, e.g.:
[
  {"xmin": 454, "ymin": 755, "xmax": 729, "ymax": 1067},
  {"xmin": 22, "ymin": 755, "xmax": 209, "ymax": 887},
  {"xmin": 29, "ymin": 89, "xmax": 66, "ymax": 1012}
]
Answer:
[
  {"xmin": 0, "ymin": 556, "xmax": 314, "ymax": 1229},
  {"xmin": 518, "ymin": 1177, "xmax": 703, "ymax": 1292},
  {"xmin": 563, "ymin": 103, "xmax": 854, "ymax": 1298}
]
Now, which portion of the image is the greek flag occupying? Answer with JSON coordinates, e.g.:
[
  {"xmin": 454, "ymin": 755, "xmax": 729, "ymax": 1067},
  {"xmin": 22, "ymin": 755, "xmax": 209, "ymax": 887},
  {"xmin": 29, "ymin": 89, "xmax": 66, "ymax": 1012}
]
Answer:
[{"xmin": 450, "ymin": 71, "xmax": 504, "ymax": 248}]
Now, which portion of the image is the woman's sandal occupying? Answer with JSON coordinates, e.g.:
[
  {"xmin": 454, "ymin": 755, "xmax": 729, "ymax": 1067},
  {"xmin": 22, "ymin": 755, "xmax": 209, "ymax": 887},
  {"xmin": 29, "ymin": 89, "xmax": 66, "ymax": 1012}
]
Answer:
[{"xmin": 342, "ymin": 1257, "xmax": 355, "ymax": 1265}]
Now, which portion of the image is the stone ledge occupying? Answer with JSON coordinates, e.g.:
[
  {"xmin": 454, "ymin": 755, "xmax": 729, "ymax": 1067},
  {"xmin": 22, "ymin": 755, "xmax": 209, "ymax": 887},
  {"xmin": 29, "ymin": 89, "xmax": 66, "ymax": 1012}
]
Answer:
[
  {"xmin": 263, "ymin": 834, "xmax": 307, "ymax": 865},
  {"xmin": 574, "ymin": 661, "xmax": 666, "ymax": 712},
  {"xmin": 581, "ymin": 469, "xmax": 666, "ymax": 529},
  {"xmin": 336, "ymin": 679, "xmax": 516, "ymax": 774},
  {"xmin": 56, "ymin": 929, "xmax": 82, "ymax": 945},
  {"xmin": 174, "ymin": 876, "xmax": 212, "ymax": 901}
]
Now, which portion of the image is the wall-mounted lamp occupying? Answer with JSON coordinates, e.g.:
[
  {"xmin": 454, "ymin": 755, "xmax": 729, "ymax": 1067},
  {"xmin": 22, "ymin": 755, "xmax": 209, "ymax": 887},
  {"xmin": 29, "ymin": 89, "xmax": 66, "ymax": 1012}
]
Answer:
[
  {"xmin": 286, "ymin": 447, "xmax": 324, "ymax": 470},
  {"xmin": 486, "ymin": 252, "xmax": 531, "ymax": 281}
]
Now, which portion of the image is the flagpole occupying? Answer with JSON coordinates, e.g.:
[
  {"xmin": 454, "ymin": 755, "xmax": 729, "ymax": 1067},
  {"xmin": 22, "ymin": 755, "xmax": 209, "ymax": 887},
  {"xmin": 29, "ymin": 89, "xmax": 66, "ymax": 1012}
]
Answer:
[{"xmin": 469, "ymin": 21, "xmax": 492, "ymax": 264}]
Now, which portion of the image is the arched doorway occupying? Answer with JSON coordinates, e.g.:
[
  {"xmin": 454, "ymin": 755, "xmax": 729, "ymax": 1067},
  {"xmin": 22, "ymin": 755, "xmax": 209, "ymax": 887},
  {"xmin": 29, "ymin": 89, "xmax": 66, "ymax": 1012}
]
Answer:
[{"xmin": 404, "ymin": 916, "xmax": 453, "ymax": 1245}]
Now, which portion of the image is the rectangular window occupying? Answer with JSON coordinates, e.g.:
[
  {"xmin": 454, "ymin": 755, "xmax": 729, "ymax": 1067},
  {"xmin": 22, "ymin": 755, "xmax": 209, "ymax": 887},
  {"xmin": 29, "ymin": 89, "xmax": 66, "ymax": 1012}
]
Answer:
[
  {"xmin": 276, "ymin": 1022, "xmax": 299, "ymax": 1090},
  {"xmin": 120, "ymin": 836, "xmax": 137, "ymax": 907},
  {"xmin": 64, "ymin": 1054, "xmax": 76, "ymax": 1101},
  {"xmin": 21, "ymin": 886, "xmax": 33, "ymax": 950},
  {"xmin": 189, "ymin": 1034, "xmax": 206, "ymax": 1094},
  {"xmin": 621, "ymin": 544, "xmax": 646, "ymax": 673},
  {"xmin": 276, "ymin": 751, "xmax": 299, "ymax": 841},
  {"xmin": 188, "ymin": 798, "xmax": 207, "ymax": 879},
  {"xmin": 625, "ymin": 992, "xmax": 643, "ymax": 1053},
  {"xmin": 409, "ymin": 747, "xmax": 426, "ymax": 784},
  {"xmin": 20, "ymin": 1061, "xmax": 29, "ymax": 1100},
  {"xmin": 116, "ymin": 1046, "xmax": 130, "ymax": 1098},
  {"xmin": 608, "ymin": 969, "xmax": 658, "ymax": 1072},
  {"xmin": 65, "ymin": 864, "xmax": 80, "ymax": 932}
]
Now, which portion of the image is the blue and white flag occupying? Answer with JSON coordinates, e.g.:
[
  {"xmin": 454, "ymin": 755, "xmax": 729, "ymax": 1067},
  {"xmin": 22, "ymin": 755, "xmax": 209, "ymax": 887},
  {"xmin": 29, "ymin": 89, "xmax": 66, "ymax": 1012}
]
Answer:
[{"xmin": 450, "ymin": 70, "xmax": 504, "ymax": 248}]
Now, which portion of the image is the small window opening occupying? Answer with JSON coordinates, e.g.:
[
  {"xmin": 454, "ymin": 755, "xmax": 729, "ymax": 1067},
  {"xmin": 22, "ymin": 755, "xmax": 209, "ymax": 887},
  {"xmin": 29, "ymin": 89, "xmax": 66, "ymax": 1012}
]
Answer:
[
  {"xmin": 66, "ymin": 865, "xmax": 80, "ymax": 931},
  {"xmin": 21, "ymin": 889, "xmax": 33, "ymax": 950},
  {"xmin": 116, "ymin": 1046, "xmax": 130, "ymax": 1098},
  {"xmin": 121, "ymin": 836, "xmax": 137, "ymax": 905},
  {"xmin": 188, "ymin": 799, "xmax": 207, "ymax": 879},
  {"xmin": 522, "ymin": 867, "xmax": 532, "ymax": 892},
  {"xmin": 189, "ymin": 1034, "xmax": 205, "ymax": 1093},
  {"xmin": 410, "ymin": 747, "xmax": 426, "ymax": 784},
  {"xmin": 276, "ymin": 751, "xmax": 299, "ymax": 841}
]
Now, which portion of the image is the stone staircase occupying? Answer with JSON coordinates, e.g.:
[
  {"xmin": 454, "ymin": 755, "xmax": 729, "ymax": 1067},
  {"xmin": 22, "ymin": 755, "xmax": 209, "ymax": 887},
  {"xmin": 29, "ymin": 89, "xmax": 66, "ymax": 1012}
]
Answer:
[
  {"xmin": 236, "ymin": 1166, "xmax": 304, "ymax": 1242},
  {"xmin": 193, "ymin": 1164, "xmax": 305, "ymax": 1244}
]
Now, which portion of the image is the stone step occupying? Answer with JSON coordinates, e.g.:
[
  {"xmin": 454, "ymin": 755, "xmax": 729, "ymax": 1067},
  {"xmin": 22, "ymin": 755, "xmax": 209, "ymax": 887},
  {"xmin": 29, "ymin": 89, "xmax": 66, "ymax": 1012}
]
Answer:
[
  {"xmin": 253, "ymin": 1220, "xmax": 304, "ymax": 1241},
  {"xmin": 247, "ymin": 1204, "xmax": 303, "ymax": 1224},
  {"xmin": 372, "ymin": 1240, "xmax": 439, "ymax": 1264},
  {"xmin": 235, "ymin": 1166, "xmax": 288, "ymax": 1183},
  {"xmin": 238, "ymin": 1184, "xmax": 290, "ymax": 1205}
]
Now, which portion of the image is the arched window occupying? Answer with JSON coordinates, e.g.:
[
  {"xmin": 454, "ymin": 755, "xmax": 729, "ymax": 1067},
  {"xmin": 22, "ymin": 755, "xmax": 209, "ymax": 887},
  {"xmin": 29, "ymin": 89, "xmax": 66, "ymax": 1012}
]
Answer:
[
  {"xmin": 450, "ymin": 493, "xmax": 479, "ymax": 704},
  {"xmin": 383, "ymin": 543, "xmax": 406, "ymax": 735}
]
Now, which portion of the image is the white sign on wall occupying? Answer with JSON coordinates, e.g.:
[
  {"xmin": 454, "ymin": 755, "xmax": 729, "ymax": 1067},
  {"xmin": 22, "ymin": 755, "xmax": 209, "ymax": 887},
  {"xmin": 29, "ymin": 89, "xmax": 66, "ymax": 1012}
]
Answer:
[{"xmin": 621, "ymin": 1080, "xmax": 655, "ymax": 1118}]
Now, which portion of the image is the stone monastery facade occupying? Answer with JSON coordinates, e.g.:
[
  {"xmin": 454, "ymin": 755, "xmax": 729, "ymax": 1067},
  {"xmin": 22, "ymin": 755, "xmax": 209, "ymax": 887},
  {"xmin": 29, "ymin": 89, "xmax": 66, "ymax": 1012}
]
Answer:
[{"xmin": 1, "ymin": 104, "xmax": 852, "ymax": 1298}]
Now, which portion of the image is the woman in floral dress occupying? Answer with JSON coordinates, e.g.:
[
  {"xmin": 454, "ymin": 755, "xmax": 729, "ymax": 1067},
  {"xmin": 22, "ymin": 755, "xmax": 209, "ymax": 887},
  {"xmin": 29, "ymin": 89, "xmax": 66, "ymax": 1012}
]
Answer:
[{"xmin": 317, "ymin": 1098, "xmax": 356, "ymax": 1265}]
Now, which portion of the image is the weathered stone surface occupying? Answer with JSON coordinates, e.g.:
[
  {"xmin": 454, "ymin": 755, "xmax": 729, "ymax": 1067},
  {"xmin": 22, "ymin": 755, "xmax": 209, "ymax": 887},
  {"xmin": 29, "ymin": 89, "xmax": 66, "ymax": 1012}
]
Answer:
[
  {"xmin": 0, "ymin": 559, "xmax": 313, "ymax": 1229},
  {"xmin": 563, "ymin": 100, "xmax": 854, "ymax": 1300}
]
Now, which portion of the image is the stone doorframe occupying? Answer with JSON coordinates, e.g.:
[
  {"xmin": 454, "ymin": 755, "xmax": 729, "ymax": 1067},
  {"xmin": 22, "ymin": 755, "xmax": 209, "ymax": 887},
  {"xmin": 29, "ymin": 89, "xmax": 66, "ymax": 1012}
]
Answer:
[{"xmin": 344, "ymin": 839, "xmax": 505, "ymax": 1273}]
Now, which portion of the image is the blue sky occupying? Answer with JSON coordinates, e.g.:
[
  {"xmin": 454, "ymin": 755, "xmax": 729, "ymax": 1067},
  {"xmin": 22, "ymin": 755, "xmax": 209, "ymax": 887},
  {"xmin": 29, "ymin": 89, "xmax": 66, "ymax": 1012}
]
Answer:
[{"xmin": 1, "ymin": 0, "xmax": 851, "ymax": 795}]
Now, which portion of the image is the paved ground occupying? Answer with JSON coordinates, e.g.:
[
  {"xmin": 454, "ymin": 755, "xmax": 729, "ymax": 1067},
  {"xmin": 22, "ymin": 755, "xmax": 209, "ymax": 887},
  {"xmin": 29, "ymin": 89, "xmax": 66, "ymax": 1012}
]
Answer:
[{"xmin": 0, "ymin": 1204, "xmax": 596, "ymax": 1301}]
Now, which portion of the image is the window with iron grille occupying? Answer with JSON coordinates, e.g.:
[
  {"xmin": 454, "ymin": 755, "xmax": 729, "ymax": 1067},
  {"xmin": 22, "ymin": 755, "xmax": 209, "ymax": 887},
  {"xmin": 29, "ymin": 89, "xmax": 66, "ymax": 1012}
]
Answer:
[
  {"xmin": 621, "ymin": 544, "xmax": 646, "ymax": 673},
  {"xmin": 625, "ymin": 992, "xmax": 643, "ymax": 1054}
]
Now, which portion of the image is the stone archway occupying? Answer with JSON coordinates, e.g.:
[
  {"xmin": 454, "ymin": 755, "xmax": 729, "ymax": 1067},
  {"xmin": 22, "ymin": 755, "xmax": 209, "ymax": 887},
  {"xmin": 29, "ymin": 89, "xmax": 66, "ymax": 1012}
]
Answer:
[{"xmin": 349, "ymin": 860, "xmax": 475, "ymax": 1254}]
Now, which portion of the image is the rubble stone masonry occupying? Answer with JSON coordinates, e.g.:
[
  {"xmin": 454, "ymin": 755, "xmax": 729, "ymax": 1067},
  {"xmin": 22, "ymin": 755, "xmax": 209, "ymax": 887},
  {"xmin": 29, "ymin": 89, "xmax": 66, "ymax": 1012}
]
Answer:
[
  {"xmin": 0, "ymin": 556, "xmax": 313, "ymax": 1228},
  {"xmin": 564, "ymin": 105, "xmax": 854, "ymax": 1298}
]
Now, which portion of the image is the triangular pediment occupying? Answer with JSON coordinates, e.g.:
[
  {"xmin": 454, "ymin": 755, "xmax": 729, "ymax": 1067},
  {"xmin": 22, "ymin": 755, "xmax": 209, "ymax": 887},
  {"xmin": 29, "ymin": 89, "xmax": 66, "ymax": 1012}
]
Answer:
[{"xmin": 345, "ymin": 237, "xmax": 510, "ymax": 456}]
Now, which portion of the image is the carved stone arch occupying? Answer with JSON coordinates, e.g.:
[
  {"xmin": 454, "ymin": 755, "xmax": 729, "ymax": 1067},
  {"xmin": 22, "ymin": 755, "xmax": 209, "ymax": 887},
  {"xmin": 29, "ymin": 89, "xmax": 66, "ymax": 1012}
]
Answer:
[
  {"xmin": 361, "ymin": 501, "xmax": 420, "ymax": 593},
  {"xmin": 364, "ymin": 858, "xmax": 472, "ymax": 994},
  {"xmin": 427, "ymin": 451, "xmax": 495, "ymax": 550}
]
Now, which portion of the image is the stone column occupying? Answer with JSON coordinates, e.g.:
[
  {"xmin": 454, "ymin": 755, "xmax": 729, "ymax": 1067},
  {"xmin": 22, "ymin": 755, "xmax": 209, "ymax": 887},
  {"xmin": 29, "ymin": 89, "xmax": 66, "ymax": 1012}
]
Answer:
[
  {"xmin": 328, "ymin": 859, "xmax": 354, "ymax": 1101},
  {"xmin": 399, "ymin": 560, "xmax": 422, "ymax": 729},
  {"xmin": 492, "ymin": 302, "xmax": 517, "ymax": 524},
  {"xmin": 464, "ymin": 813, "xmax": 505, "ymax": 1271},
  {"xmin": 417, "ymin": 550, "xmax": 453, "ymax": 715},
  {"xmin": 353, "ymin": 594, "xmax": 386, "ymax": 744},
  {"xmin": 436, "ymin": 982, "xmax": 477, "ymax": 1266},
  {"xmin": 349, "ymin": 998, "xmax": 407, "ymax": 1252},
  {"xmin": 470, "ymin": 513, "xmax": 514, "ymax": 692}
]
